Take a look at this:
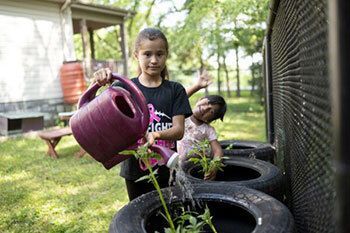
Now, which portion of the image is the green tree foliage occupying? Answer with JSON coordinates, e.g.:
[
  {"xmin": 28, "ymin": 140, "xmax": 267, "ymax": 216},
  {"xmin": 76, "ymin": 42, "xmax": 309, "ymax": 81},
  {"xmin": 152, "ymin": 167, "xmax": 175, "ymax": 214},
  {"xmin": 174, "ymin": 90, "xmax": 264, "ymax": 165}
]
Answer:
[
  {"xmin": 86, "ymin": 0, "xmax": 269, "ymax": 93},
  {"xmin": 161, "ymin": 0, "xmax": 269, "ymax": 95}
]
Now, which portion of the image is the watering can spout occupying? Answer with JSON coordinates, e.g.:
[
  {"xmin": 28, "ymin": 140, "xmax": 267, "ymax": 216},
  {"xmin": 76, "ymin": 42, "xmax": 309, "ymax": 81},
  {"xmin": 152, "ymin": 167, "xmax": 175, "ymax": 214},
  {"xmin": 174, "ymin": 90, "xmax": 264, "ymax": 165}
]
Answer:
[
  {"xmin": 150, "ymin": 144, "xmax": 179, "ymax": 169},
  {"xmin": 166, "ymin": 152, "xmax": 179, "ymax": 168}
]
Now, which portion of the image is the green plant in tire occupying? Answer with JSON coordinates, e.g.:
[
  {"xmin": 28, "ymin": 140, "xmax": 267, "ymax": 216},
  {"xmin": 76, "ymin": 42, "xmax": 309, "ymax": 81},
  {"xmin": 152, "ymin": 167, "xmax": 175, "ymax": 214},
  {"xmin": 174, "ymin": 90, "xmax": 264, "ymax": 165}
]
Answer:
[
  {"xmin": 122, "ymin": 144, "xmax": 217, "ymax": 233},
  {"xmin": 225, "ymin": 143, "xmax": 234, "ymax": 150},
  {"xmin": 121, "ymin": 143, "xmax": 176, "ymax": 232},
  {"xmin": 187, "ymin": 140, "xmax": 226, "ymax": 180},
  {"xmin": 163, "ymin": 205, "xmax": 217, "ymax": 233}
]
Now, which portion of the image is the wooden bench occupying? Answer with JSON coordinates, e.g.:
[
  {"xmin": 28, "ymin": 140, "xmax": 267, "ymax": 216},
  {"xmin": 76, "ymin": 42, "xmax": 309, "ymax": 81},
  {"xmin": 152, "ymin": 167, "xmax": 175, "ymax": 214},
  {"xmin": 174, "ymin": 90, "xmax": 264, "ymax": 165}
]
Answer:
[{"xmin": 38, "ymin": 127, "xmax": 85, "ymax": 158}]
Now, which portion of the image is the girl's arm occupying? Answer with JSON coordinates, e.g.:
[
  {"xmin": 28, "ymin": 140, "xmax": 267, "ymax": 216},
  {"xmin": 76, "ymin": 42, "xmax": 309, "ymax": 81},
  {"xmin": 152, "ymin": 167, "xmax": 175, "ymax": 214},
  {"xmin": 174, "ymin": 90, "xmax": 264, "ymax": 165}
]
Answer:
[
  {"xmin": 147, "ymin": 115, "xmax": 185, "ymax": 144},
  {"xmin": 204, "ymin": 139, "xmax": 223, "ymax": 180},
  {"xmin": 186, "ymin": 70, "xmax": 213, "ymax": 97},
  {"xmin": 210, "ymin": 139, "xmax": 223, "ymax": 158}
]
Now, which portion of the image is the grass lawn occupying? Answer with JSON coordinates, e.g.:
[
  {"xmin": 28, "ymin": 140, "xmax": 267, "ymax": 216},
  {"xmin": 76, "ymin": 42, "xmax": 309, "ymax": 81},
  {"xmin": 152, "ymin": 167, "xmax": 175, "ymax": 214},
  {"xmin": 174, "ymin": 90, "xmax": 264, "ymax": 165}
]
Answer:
[{"xmin": 0, "ymin": 91, "xmax": 265, "ymax": 232}]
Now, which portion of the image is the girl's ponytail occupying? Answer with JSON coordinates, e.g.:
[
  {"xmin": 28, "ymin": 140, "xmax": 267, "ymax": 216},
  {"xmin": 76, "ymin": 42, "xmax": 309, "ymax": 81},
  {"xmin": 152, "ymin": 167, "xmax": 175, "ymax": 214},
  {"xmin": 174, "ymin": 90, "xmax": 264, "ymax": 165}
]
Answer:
[{"xmin": 160, "ymin": 66, "xmax": 169, "ymax": 80}]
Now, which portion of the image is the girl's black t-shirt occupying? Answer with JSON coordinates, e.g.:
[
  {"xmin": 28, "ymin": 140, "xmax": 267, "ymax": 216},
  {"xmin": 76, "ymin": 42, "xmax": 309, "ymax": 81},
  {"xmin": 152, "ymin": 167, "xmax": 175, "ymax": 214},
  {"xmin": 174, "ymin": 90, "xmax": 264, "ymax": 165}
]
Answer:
[{"xmin": 113, "ymin": 77, "xmax": 192, "ymax": 180}]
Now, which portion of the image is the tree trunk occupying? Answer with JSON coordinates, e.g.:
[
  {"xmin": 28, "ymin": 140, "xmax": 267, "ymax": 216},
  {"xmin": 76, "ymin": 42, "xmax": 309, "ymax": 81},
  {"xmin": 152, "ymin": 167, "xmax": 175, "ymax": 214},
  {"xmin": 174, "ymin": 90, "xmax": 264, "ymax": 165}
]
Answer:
[
  {"xmin": 257, "ymin": 65, "xmax": 264, "ymax": 105},
  {"xmin": 119, "ymin": 23, "xmax": 128, "ymax": 76},
  {"xmin": 145, "ymin": 0, "xmax": 156, "ymax": 24},
  {"xmin": 127, "ymin": 0, "xmax": 140, "ymax": 36},
  {"xmin": 235, "ymin": 46, "xmax": 241, "ymax": 97},
  {"xmin": 223, "ymin": 55, "xmax": 231, "ymax": 97},
  {"xmin": 250, "ymin": 68, "xmax": 256, "ymax": 96},
  {"xmin": 89, "ymin": 29, "xmax": 95, "ymax": 59},
  {"xmin": 250, "ymin": 59, "xmax": 256, "ymax": 96},
  {"xmin": 126, "ymin": 0, "xmax": 140, "ymax": 68},
  {"xmin": 217, "ymin": 53, "xmax": 222, "ymax": 94}
]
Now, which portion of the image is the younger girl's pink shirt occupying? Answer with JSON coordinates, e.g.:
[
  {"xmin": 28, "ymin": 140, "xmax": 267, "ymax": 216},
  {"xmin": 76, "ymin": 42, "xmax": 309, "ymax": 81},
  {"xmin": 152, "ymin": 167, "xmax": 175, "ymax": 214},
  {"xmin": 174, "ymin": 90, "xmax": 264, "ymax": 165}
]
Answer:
[{"xmin": 177, "ymin": 117, "xmax": 217, "ymax": 161}]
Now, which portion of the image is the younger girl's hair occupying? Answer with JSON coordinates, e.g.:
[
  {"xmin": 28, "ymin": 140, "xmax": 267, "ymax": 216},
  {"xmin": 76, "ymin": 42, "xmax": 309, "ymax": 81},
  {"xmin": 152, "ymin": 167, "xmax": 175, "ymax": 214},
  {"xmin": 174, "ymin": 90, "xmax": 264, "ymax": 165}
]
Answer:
[
  {"xmin": 134, "ymin": 28, "xmax": 169, "ymax": 79},
  {"xmin": 206, "ymin": 95, "xmax": 227, "ymax": 122}
]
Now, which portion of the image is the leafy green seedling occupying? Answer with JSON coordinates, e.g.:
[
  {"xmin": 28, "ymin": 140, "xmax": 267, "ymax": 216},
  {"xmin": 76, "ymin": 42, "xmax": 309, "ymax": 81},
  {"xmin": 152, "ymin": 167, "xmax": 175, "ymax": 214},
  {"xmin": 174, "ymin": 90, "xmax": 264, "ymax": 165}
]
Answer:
[
  {"xmin": 121, "ymin": 144, "xmax": 218, "ymax": 233},
  {"xmin": 163, "ymin": 205, "xmax": 217, "ymax": 233},
  {"xmin": 187, "ymin": 140, "xmax": 226, "ymax": 180},
  {"xmin": 121, "ymin": 144, "xmax": 176, "ymax": 232},
  {"xmin": 226, "ymin": 143, "xmax": 234, "ymax": 150}
]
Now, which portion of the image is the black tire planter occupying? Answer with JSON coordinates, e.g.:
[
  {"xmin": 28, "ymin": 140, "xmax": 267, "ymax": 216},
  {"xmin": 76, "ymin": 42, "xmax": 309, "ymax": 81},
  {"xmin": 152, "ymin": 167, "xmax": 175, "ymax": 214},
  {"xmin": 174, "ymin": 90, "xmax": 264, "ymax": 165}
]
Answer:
[
  {"xmin": 219, "ymin": 140, "xmax": 276, "ymax": 163},
  {"xmin": 182, "ymin": 156, "xmax": 284, "ymax": 200},
  {"xmin": 109, "ymin": 184, "xmax": 294, "ymax": 233}
]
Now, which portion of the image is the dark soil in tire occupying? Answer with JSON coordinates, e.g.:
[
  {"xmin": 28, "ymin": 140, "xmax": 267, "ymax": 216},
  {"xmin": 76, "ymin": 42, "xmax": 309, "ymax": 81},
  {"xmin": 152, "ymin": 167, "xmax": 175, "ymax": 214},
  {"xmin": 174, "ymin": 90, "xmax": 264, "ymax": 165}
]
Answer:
[
  {"xmin": 109, "ymin": 184, "xmax": 294, "ymax": 233},
  {"xmin": 219, "ymin": 140, "xmax": 276, "ymax": 163},
  {"xmin": 182, "ymin": 156, "xmax": 284, "ymax": 200}
]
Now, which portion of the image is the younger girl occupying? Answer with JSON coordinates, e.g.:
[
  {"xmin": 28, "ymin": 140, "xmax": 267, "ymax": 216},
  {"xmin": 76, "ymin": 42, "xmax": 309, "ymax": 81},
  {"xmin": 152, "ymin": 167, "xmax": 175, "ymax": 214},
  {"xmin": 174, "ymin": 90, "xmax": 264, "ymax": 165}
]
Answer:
[
  {"xmin": 94, "ymin": 28, "xmax": 192, "ymax": 200},
  {"xmin": 177, "ymin": 95, "xmax": 227, "ymax": 180}
]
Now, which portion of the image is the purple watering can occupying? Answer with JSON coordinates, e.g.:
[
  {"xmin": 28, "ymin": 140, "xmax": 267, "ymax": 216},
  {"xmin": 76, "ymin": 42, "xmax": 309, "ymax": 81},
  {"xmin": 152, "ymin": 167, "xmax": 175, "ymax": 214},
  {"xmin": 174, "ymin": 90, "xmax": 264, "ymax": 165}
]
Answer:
[{"xmin": 70, "ymin": 73, "xmax": 179, "ymax": 170}]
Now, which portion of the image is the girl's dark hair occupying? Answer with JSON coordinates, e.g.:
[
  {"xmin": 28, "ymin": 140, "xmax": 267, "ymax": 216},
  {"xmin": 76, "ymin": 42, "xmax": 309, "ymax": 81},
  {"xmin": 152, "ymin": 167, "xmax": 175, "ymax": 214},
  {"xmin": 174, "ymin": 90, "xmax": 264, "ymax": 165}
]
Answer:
[
  {"xmin": 206, "ymin": 95, "xmax": 227, "ymax": 121},
  {"xmin": 134, "ymin": 28, "xmax": 169, "ymax": 80}
]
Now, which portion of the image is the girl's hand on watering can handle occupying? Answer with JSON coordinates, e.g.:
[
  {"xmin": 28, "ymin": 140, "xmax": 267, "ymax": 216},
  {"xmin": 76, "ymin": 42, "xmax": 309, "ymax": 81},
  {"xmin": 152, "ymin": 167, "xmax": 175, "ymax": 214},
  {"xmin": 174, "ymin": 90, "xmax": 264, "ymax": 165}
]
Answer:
[{"xmin": 93, "ymin": 68, "xmax": 112, "ymax": 86}]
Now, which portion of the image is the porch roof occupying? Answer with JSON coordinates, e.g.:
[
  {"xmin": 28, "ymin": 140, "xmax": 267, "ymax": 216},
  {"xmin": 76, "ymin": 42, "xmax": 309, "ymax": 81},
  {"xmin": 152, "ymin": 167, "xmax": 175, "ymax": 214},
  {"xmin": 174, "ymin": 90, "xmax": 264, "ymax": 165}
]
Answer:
[
  {"xmin": 47, "ymin": 0, "xmax": 135, "ymax": 33},
  {"xmin": 70, "ymin": 1, "xmax": 134, "ymax": 34}
]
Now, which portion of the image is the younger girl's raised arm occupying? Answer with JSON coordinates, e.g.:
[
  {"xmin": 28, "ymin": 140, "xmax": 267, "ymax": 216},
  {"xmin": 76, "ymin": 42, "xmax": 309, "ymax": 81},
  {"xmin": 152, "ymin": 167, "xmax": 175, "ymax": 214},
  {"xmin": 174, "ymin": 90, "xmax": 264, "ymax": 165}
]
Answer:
[{"xmin": 186, "ymin": 70, "xmax": 213, "ymax": 97}]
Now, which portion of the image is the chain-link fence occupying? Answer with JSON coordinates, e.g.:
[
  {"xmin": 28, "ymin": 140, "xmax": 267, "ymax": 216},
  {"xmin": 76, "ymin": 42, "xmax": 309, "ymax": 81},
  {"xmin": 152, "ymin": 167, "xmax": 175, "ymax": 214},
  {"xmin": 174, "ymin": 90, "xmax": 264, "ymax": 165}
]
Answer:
[{"xmin": 263, "ymin": 0, "xmax": 342, "ymax": 232}]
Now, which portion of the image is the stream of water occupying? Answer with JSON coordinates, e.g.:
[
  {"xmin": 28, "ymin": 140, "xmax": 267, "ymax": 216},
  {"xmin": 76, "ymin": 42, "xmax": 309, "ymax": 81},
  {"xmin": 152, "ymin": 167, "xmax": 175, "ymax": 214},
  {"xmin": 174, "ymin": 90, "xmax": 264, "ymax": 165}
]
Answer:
[{"xmin": 169, "ymin": 164, "xmax": 197, "ymax": 209}]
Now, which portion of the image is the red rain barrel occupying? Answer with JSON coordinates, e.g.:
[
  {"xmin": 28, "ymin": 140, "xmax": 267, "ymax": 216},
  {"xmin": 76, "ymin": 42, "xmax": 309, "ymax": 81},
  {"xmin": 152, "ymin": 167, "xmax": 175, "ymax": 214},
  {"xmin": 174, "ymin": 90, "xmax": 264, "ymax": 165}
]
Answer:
[{"xmin": 60, "ymin": 61, "xmax": 86, "ymax": 104}]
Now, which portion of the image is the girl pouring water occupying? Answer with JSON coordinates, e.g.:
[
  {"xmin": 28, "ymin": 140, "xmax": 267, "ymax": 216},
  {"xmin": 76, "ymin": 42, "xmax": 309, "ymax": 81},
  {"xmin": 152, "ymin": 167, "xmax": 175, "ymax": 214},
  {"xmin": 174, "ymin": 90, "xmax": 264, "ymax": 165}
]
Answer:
[{"xmin": 93, "ymin": 28, "xmax": 192, "ymax": 200}]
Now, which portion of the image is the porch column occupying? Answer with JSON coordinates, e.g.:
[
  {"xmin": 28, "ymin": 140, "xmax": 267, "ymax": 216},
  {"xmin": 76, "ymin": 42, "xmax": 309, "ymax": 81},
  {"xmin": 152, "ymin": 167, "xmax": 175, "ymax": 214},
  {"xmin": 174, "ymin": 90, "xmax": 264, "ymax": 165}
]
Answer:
[
  {"xmin": 80, "ymin": 19, "xmax": 92, "ymax": 78},
  {"xmin": 60, "ymin": 6, "xmax": 76, "ymax": 61}
]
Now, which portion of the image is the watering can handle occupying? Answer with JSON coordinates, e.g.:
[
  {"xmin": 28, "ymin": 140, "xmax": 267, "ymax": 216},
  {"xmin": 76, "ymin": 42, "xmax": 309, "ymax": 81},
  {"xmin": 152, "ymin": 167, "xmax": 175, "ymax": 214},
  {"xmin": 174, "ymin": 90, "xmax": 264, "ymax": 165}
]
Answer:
[
  {"xmin": 77, "ymin": 73, "xmax": 149, "ymax": 129},
  {"xmin": 77, "ymin": 81, "xmax": 101, "ymax": 109},
  {"xmin": 110, "ymin": 73, "xmax": 149, "ymax": 127}
]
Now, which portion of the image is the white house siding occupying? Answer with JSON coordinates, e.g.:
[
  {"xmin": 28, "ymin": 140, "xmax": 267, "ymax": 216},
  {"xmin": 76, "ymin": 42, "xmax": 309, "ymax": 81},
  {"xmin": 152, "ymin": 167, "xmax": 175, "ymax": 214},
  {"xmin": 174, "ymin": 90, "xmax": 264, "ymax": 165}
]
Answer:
[{"xmin": 0, "ymin": 0, "xmax": 66, "ymax": 104}]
